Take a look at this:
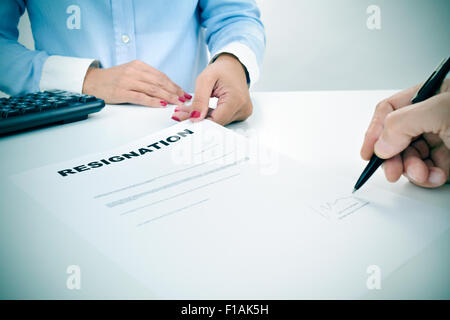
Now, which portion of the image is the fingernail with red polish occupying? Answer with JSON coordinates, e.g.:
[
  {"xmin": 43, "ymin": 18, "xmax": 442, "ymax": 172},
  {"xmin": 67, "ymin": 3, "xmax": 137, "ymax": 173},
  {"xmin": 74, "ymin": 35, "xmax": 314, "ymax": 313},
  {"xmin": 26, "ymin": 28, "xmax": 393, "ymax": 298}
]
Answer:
[
  {"xmin": 190, "ymin": 110, "xmax": 201, "ymax": 118},
  {"xmin": 171, "ymin": 116, "xmax": 180, "ymax": 122},
  {"xmin": 160, "ymin": 101, "xmax": 168, "ymax": 107},
  {"xmin": 178, "ymin": 96, "xmax": 186, "ymax": 103},
  {"xmin": 184, "ymin": 93, "xmax": 192, "ymax": 100},
  {"xmin": 174, "ymin": 108, "xmax": 180, "ymax": 112}
]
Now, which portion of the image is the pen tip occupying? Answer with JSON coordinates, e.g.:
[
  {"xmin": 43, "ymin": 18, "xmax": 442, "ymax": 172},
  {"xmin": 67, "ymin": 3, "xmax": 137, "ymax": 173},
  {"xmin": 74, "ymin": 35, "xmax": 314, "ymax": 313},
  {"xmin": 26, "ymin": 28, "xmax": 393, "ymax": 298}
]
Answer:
[{"xmin": 352, "ymin": 188, "xmax": 357, "ymax": 194}]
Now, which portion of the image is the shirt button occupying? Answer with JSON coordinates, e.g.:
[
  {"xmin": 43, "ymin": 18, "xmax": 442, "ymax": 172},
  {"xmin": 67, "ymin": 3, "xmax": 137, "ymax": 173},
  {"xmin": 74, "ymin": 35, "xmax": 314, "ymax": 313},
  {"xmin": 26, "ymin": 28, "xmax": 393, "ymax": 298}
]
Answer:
[{"xmin": 121, "ymin": 34, "xmax": 130, "ymax": 44}]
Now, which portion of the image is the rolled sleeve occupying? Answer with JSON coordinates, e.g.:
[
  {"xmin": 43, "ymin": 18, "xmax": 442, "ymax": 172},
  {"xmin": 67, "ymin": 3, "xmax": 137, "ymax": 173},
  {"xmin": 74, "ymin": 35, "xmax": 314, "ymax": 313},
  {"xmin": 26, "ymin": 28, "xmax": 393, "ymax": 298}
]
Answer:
[
  {"xmin": 200, "ymin": 0, "xmax": 265, "ymax": 88},
  {"xmin": 39, "ymin": 55, "xmax": 99, "ymax": 93},
  {"xmin": 210, "ymin": 41, "xmax": 260, "ymax": 86}
]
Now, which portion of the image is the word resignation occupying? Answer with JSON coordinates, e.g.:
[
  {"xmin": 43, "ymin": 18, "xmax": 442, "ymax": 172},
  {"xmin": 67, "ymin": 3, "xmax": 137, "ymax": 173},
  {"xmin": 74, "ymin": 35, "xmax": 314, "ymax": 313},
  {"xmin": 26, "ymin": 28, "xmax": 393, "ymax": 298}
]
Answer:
[{"xmin": 57, "ymin": 129, "xmax": 194, "ymax": 177}]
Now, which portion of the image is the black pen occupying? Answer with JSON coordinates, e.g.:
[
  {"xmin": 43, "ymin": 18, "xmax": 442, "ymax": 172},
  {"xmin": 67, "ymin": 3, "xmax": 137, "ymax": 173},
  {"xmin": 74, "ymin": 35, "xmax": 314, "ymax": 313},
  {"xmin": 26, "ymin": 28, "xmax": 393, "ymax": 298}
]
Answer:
[{"xmin": 353, "ymin": 56, "xmax": 450, "ymax": 193}]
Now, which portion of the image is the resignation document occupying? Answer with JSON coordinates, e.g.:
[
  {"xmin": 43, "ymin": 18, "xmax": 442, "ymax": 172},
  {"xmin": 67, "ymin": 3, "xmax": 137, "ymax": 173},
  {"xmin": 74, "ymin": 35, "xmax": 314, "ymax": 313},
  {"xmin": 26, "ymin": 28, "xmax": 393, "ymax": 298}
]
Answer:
[{"xmin": 12, "ymin": 120, "xmax": 450, "ymax": 298}]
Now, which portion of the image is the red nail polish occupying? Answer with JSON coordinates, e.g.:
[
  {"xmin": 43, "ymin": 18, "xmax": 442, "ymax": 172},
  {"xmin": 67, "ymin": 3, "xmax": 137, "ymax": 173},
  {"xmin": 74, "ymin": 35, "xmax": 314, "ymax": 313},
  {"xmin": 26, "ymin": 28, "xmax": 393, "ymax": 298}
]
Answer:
[
  {"xmin": 178, "ymin": 96, "xmax": 186, "ymax": 103},
  {"xmin": 160, "ymin": 101, "xmax": 167, "ymax": 107},
  {"xmin": 184, "ymin": 93, "xmax": 192, "ymax": 100},
  {"xmin": 174, "ymin": 108, "xmax": 180, "ymax": 112},
  {"xmin": 190, "ymin": 110, "xmax": 201, "ymax": 118},
  {"xmin": 171, "ymin": 116, "xmax": 181, "ymax": 122}
]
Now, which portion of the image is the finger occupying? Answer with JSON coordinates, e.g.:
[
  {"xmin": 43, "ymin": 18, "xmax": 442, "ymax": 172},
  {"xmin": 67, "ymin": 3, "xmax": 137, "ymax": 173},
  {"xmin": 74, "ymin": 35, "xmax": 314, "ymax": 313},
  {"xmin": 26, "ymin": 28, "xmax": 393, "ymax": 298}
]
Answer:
[
  {"xmin": 423, "ymin": 132, "xmax": 443, "ymax": 148},
  {"xmin": 374, "ymin": 93, "xmax": 450, "ymax": 159},
  {"xmin": 172, "ymin": 107, "xmax": 214, "ymax": 122},
  {"xmin": 426, "ymin": 167, "xmax": 448, "ymax": 187},
  {"xmin": 360, "ymin": 84, "xmax": 422, "ymax": 161},
  {"xmin": 171, "ymin": 104, "xmax": 192, "ymax": 122},
  {"xmin": 360, "ymin": 100, "xmax": 394, "ymax": 160},
  {"xmin": 171, "ymin": 104, "xmax": 190, "ymax": 122},
  {"xmin": 402, "ymin": 146, "xmax": 429, "ymax": 184},
  {"xmin": 404, "ymin": 166, "xmax": 447, "ymax": 188},
  {"xmin": 131, "ymin": 60, "xmax": 185, "ymax": 97},
  {"xmin": 438, "ymin": 78, "xmax": 450, "ymax": 94},
  {"xmin": 361, "ymin": 85, "xmax": 420, "ymax": 160},
  {"xmin": 190, "ymin": 73, "xmax": 216, "ymax": 122},
  {"xmin": 173, "ymin": 104, "xmax": 192, "ymax": 113},
  {"xmin": 424, "ymin": 159, "xmax": 434, "ymax": 168},
  {"xmin": 383, "ymin": 154, "xmax": 403, "ymax": 182},
  {"xmin": 403, "ymin": 142, "xmax": 448, "ymax": 187},
  {"xmin": 171, "ymin": 110, "xmax": 190, "ymax": 122},
  {"xmin": 125, "ymin": 90, "xmax": 166, "ymax": 108},
  {"xmin": 207, "ymin": 102, "xmax": 235, "ymax": 126},
  {"xmin": 430, "ymin": 143, "xmax": 450, "ymax": 179},
  {"xmin": 410, "ymin": 138, "xmax": 430, "ymax": 159},
  {"xmin": 384, "ymin": 84, "xmax": 423, "ymax": 110},
  {"xmin": 136, "ymin": 68, "xmax": 185, "ymax": 99},
  {"xmin": 129, "ymin": 80, "xmax": 181, "ymax": 105}
]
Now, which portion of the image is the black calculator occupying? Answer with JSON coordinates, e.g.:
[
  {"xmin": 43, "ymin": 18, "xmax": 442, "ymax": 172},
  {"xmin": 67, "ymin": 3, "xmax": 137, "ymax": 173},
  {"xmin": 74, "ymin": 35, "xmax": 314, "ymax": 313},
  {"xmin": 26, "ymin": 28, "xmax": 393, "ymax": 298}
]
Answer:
[{"xmin": 0, "ymin": 90, "xmax": 105, "ymax": 135}]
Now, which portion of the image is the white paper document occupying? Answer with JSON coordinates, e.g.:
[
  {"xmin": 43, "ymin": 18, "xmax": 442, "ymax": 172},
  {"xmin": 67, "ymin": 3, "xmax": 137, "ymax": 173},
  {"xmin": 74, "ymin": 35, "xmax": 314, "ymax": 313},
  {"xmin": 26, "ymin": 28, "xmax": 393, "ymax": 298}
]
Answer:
[{"xmin": 12, "ymin": 120, "xmax": 450, "ymax": 298}]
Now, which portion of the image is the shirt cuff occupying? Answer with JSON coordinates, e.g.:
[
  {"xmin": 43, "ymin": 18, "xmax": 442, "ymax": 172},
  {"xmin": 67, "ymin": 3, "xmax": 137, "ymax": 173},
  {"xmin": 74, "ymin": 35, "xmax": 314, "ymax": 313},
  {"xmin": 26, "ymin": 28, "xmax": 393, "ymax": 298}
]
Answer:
[
  {"xmin": 210, "ymin": 42, "xmax": 260, "ymax": 87},
  {"xmin": 39, "ymin": 56, "xmax": 99, "ymax": 94}
]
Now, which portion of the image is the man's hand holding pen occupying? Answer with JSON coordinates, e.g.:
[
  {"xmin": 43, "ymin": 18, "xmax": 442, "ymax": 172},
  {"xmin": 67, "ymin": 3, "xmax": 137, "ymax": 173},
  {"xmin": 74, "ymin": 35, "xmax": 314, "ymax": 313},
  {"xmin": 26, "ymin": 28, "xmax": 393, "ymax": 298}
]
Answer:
[{"xmin": 360, "ymin": 79, "xmax": 450, "ymax": 188}]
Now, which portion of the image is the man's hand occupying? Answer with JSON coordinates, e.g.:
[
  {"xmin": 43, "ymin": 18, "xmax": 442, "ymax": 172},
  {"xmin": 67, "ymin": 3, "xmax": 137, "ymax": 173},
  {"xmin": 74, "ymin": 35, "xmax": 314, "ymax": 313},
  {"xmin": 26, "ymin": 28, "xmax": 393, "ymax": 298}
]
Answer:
[
  {"xmin": 360, "ymin": 79, "xmax": 450, "ymax": 188},
  {"xmin": 170, "ymin": 53, "xmax": 252, "ymax": 125},
  {"xmin": 82, "ymin": 60, "xmax": 189, "ymax": 107}
]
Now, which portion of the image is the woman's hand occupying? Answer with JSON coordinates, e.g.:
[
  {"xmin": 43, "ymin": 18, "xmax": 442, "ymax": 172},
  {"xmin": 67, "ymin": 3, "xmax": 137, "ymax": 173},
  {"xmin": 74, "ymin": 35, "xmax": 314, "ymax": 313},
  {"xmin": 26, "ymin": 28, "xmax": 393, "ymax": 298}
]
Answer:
[
  {"xmin": 170, "ymin": 53, "xmax": 252, "ymax": 125},
  {"xmin": 82, "ymin": 60, "xmax": 190, "ymax": 107},
  {"xmin": 360, "ymin": 80, "xmax": 450, "ymax": 188}
]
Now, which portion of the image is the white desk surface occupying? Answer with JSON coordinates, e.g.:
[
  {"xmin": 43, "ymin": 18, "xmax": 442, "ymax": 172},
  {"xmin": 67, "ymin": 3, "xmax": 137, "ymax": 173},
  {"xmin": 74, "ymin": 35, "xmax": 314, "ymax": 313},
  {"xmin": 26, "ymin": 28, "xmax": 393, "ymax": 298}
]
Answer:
[{"xmin": 0, "ymin": 90, "xmax": 449, "ymax": 299}]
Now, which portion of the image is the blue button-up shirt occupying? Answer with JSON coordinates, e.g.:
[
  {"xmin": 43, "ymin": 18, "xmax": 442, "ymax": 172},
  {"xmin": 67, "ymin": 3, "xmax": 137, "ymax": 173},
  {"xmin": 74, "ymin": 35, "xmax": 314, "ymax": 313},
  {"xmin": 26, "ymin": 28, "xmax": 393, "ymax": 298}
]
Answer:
[{"xmin": 0, "ymin": 0, "xmax": 265, "ymax": 95}]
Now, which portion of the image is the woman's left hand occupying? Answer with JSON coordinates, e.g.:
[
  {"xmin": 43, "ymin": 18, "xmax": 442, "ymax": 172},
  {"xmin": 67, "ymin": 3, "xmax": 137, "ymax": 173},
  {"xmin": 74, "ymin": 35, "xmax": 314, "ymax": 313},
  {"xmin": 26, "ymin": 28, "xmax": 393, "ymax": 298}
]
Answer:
[{"xmin": 170, "ymin": 53, "xmax": 253, "ymax": 125}]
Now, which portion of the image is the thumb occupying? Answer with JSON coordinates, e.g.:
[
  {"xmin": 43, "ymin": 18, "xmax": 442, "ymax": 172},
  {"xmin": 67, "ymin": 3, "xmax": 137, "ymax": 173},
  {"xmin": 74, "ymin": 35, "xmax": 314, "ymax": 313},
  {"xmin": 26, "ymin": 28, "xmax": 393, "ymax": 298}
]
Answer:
[
  {"xmin": 190, "ymin": 73, "xmax": 216, "ymax": 122},
  {"xmin": 374, "ymin": 94, "xmax": 450, "ymax": 159}
]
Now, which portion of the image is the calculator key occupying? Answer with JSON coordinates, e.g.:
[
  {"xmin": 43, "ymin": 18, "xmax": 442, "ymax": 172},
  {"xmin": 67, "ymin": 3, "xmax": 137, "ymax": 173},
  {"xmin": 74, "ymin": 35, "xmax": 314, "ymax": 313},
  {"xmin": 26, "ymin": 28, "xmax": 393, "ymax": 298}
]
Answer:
[
  {"xmin": 61, "ymin": 97, "xmax": 78, "ymax": 103},
  {"xmin": 80, "ymin": 95, "xmax": 96, "ymax": 103},
  {"xmin": 39, "ymin": 103, "xmax": 53, "ymax": 110},
  {"xmin": 0, "ymin": 108, "xmax": 9, "ymax": 118},
  {"xmin": 2, "ymin": 109, "xmax": 21, "ymax": 118},
  {"xmin": 54, "ymin": 101, "xmax": 68, "ymax": 108},
  {"xmin": 21, "ymin": 106, "xmax": 39, "ymax": 114},
  {"xmin": 47, "ymin": 99, "xmax": 59, "ymax": 106}
]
